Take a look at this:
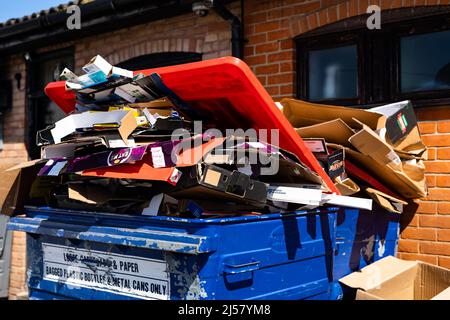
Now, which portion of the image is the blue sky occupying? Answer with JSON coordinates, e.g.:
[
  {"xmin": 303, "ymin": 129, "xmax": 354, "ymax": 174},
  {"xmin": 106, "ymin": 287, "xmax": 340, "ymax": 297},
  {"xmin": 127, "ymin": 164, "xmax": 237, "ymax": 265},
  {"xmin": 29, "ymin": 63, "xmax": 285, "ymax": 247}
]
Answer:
[{"xmin": 0, "ymin": 1, "xmax": 67, "ymax": 23}]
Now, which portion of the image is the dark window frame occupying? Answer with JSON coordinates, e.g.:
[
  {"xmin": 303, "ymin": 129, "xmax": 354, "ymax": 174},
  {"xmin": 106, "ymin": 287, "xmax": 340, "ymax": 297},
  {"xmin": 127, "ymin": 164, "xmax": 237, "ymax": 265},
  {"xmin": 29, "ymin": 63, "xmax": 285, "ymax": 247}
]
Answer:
[{"xmin": 295, "ymin": 7, "xmax": 450, "ymax": 108}]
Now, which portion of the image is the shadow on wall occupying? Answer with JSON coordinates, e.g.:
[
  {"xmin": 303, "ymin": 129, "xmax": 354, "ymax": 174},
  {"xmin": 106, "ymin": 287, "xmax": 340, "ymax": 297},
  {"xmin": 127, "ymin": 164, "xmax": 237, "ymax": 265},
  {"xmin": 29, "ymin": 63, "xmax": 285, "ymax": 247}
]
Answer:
[{"xmin": 400, "ymin": 201, "xmax": 419, "ymax": 233}]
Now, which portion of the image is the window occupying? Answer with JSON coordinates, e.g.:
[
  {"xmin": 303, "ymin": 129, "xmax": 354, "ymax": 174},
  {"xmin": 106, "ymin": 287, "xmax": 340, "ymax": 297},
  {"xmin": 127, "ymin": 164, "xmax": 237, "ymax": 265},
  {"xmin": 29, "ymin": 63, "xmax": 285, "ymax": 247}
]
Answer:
[
  {"xmin": 296, "ymin": 8, "xmax": 450, "ymax": 107},
  {"xmin": 28, "ymin": 48, "xmax": 74, "ymax": 159},
  {"xmin": 400, "ymin": 30, "xmax": 450, "ymax": 93},
  {"xmin": 308, "ymin": 45, "xmax": 358, "ymax": 101}
]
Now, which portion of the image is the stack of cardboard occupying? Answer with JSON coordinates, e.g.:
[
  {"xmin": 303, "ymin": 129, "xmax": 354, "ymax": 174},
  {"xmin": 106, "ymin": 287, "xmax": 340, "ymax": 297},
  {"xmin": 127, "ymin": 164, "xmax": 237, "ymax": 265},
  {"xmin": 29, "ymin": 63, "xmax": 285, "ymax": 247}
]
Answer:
[
  {"xmin": 2, "ymin": 55, "xmax": 375, "ymax": 218},
  {"xmin": 280, "ymin": 98, "xmax": 427, "ymax": 213}
]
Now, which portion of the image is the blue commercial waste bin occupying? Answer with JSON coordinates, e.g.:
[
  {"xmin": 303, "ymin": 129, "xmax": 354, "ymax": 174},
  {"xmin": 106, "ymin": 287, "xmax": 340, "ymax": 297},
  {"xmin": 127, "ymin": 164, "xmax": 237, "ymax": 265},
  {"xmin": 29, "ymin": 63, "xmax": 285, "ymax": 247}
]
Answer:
[
  {"xmin": 8, "ymin": 206, "xmax": 337, "ymax": 300},
  {"xmin": 330, "ymin": 203, "xmax": 400, "ymax": 300}
]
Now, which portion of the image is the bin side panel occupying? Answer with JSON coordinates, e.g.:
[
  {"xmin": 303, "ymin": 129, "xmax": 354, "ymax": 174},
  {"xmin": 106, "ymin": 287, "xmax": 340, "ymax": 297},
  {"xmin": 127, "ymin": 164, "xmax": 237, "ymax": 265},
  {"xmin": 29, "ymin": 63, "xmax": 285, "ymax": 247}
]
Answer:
[{"xmin": 330, "ymin": 204, "xmax": 400, "ymax": 300}]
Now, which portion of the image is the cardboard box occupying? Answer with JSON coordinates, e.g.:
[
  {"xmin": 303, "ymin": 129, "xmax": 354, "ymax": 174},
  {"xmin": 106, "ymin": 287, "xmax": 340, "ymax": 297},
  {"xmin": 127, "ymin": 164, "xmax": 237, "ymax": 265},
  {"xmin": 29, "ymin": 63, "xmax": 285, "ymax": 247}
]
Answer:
[
  {"xmin": 0, "ymin": 160, "xmax": 45, "ymax": 216},
  {"xmin": 339, "ymin": 256, "xmax": 450, "ymax": 300}
]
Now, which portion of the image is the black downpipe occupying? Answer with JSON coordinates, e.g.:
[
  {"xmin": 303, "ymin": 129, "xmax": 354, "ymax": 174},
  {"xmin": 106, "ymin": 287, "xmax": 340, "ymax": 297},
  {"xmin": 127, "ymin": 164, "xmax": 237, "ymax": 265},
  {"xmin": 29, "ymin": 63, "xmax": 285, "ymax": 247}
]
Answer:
[{"xmin": 212, "ymin": 0, "xmax": 244, "ymax": 60}]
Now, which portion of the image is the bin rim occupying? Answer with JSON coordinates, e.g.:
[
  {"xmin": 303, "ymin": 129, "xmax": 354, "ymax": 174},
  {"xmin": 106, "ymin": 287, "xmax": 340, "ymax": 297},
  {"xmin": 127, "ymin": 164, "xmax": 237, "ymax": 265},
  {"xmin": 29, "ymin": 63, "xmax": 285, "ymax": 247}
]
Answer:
[{"xmin": 23, "ymin": 206, "xmax": 340, "ymax": 225}]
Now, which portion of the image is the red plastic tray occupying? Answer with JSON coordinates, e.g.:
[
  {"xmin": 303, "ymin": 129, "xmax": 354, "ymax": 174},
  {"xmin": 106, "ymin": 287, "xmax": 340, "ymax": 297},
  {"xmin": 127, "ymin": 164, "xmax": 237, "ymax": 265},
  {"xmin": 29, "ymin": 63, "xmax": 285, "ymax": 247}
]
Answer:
[{"xmin": 45, "ymin": 57, "xmax": 339, "ymax": 193}]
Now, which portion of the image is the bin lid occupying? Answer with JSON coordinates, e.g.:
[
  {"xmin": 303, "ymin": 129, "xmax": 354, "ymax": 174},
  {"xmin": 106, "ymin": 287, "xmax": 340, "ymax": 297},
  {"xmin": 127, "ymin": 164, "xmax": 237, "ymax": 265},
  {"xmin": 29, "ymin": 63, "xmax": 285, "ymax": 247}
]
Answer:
[{"xmin": 44, "ymin": 57, "xmax": 338, "ymax": 193}]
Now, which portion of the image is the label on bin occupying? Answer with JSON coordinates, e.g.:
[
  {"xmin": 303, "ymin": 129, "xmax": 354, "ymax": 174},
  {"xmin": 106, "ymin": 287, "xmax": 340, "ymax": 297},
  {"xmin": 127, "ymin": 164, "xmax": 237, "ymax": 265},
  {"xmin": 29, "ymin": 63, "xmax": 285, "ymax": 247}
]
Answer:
[{"xmin": 42, "ymin": 243, "xmax": 170, "ymax": 300}]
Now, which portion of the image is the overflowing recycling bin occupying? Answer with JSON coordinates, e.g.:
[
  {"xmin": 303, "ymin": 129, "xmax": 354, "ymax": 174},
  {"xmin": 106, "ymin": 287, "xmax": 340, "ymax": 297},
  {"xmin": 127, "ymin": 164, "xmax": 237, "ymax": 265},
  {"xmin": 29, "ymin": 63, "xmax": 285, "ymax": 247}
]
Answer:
[{"xmin": 2, "ymin": 56, "xmax": 427, "ymax": 300}]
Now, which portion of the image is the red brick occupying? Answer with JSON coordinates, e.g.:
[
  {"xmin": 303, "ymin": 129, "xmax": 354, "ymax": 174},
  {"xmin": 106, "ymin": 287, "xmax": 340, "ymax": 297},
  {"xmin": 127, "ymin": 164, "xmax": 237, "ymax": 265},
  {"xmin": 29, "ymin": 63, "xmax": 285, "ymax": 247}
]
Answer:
[
  {"xmin": 401, "ymin": 227, "xmax": 437, "ymax": 241},
  {"xmin": 427, "ymin": 188, "xmax": 450, "ymax": 201},
  {"xmin": 244, "ymin": 46, "xmax": 254, "ymax": 57},
  {"xmin": 268, "ymin": 73, "xmax": 293, "ymax": 85},
  {"xmin": 438, "ymin": 229, "xmax": 450, "ymax": 242},
  {"xmin": 268, "ymin": 51, "xmax": 293, "ymax": 63},
  {"xmin": 254, "ymin": 21, "xmax": 280, "ymax": 34},
  {"xmin": 418, "ymin": 122, "xmax": 436, "ymax": 134},
  {"xmin": 327, "ymin": 6, "xmax": 338, "ymax": 24},
  {"xmin": 280, "ymin": 84, "xmax": 294, "ymax": 95},
  {"xmin": 256, "ymin": 75, "xmax": 267, "ymax": 86},
  {"xmin": 266, "ymin": 8, "xmax": 283, "ymax": 21},
  {"xmin": 437, "ymin": 148, "xmax": 450, "ymax": 160},
  {"xmin": 438, "ymin": 121, "xmax": 450, "ymax": 133},
  {"xmin": 318, "ymin": 9, "xmax": 329, "ymax": 27},
  {"xmin": 267, "ymin": 29, "xmax": 290, "ymax": 41},
  {"xmin": 247, "ymin": 12, "xmax": 267, "ymax": 25},
  {"xmin": 422, "ymin": 134, "xmax": 450, "ymax": 147},
  {"xmin": 255, "ymin": 42, "xmax": 280, "ymax": 54},
  {"xmin": 439, "ymin": 256, "xmax": 450, "ymax": 268},
  {"xmin": 306, "ymin": 13, "xmax": 319, "ymax": 30},
  {"xmin": 403, "ymin": 0, "xmax": 415, "ymax": 6},
  {"xmin": 420, "ymin": 242, "xmax": 450, "ymax": 256},
  {"xmin": 426, "ymin": 175, "xmax": 436, "ymax": 187},
  {"xmin": 419, "ymin": 215, "xmax": 450, "ymax": 228},
  {"xmin": 266, "ymin": 86, "xmax": 280, "ymax": 96},
  {"xmin": 278, "ymin": 40, "xmax": 291, "ymax": 51},
  {"xmin": 245, "ymin": 55, "xmax": 266, "ymax": 66},
  {"xmin": 247, "ymin": 33, "xmax": 267, "ymax": 45},
  {"xmin": 436, "ymin": 176, "xmax": 450, "ymax": 187},
  {"xmin": 280, "ymin": 62, "xmax": 293, "ymax": 72},
  {"xmin": 407, "ymin": 215, "xmax": 419, "ymax": 227},
  {"xmin": 424, "ymin": 161, "xmax": 450, "ymax": 173},
  {"xmin": 291, "ymin": 1, "xmax": 321, "ymax": 15},
  {"xmin": 415, "ymin": 0, "xmax": 426, "ymax": 5},
  {"xmin": 348, "ymin": 0, "xmax": 358, "ymax": 17},
  {"xmin": 398, "ymin": 239, "xmax": 419, "ymax": 253},
  {"xmin": 255, "ymin": 64, "xmax": 279, "ymax": 75},
  {"xmin": 337, "ymin": 2, "xmax": 349, "ymax": 20},
  {"xmin": 400, "ymin": 252, "xmax": 438, "ymax": 265},
  {"xmin": 427, "ymin": 148, "xmax": 436, "ymax": 160},
  {"xmin": 417, "ymin": 201, "xmax": 437, "ymax": 214},
  {"xmin": 438, "ymin": 202, "xmax": 450, "ymax": 215}
]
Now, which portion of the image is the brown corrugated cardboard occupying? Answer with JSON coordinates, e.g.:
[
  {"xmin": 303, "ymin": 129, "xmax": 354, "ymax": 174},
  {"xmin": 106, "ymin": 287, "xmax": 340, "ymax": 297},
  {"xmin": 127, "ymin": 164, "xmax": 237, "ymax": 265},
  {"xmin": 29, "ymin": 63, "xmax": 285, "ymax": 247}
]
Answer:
[
  {"xmin": 280, "ymin": 98, "xmax": 426, "ymax": 156},
  {"xmin": 349, "ymin": 120, "xmax": 402, "ymax": 170},
  {"xmin": 281, "ymin": 98, "xmax": 383, "ymax": 130},
  {"xmin": 340, "ymin": 256, "xmax": 450, "ymax": 300},
  {"xmin": 296, "ymin": 119, "xmax": 354, "ymax": 147},
  {"xmin": 329, "ymin": 143, "xmax": 426, "ymax": 199},
  {"xmin": 1, "ymin": 160, "xmax": 45, "ymax": 216},
  {"xmin": 365, "ymin": 187, "xmax": 407, "ymax": 214},
  {"xmin": 335, "ymin": 177, "xmax": 360, "ymax": 196}
]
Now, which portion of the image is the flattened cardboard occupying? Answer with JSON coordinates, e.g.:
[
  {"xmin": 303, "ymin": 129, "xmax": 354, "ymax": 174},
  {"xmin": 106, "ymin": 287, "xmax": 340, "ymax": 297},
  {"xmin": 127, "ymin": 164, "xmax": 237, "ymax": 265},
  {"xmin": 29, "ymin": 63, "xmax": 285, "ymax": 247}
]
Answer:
[
  {"xmin": 432, "ymin": 287, "xmax": 450, "ymax": 300},
  {"xmin": 335, "ymin": 177, "xmax": 360, "ymax": 196},
  {"xmin": 328, "ymin": 143, "xmax": 426, "ymax": 199},
  {"xmin": 50, "ymin": 110, "xmax": 137, "ymax": 144},
  {"xmin": 1, "ymin": 160, "xmax": 45, "ymax": 216},
  {"xmin": 281, "ymin": 98, "xmax": 425, "ymax": 156},
  {"xmin": 365, "ymin": 187, "xmax": 407, "ymax": 214},
  {"xmin": 340, "ymin": 256, "xmax": 450, "ymax": 300},
  {"xmin": 349, "ymin": 119, "xmax": 402, "ymax": 170},
  {"xmin": 82, "ymin": 137, "xmax": 225, "ymax": 183},
  {"xmin": 281, "ymin": 98, "xmax": 383, "ymax": 130},
  {"xmin": 295, "ymin": 119, "xmax": 354, "ymax": 147},
  {"xmin": 68, "ymin": 184, "xmax": 111, "ymax": 205}
]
